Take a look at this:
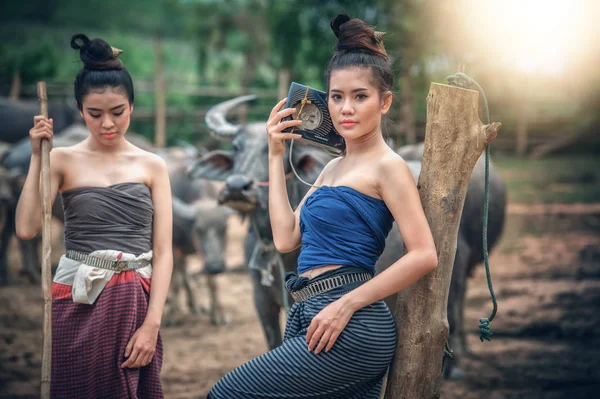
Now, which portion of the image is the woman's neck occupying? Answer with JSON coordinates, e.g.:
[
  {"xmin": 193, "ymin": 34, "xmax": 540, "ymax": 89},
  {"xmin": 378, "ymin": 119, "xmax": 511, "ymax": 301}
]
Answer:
[{"xmin": 343, "ymin": 129, "xmax": 388, "ymax": 158}]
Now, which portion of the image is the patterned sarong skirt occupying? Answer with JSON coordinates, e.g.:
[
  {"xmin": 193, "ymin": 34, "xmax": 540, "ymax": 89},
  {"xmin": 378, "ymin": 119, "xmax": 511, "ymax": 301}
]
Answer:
[
  {"xmin": 51, "ymin": 251, "xmax": 163, "ymax": 398},
  {"xmin": 208, "ymin": 266, "xmax": 397, "ymax": 399}
]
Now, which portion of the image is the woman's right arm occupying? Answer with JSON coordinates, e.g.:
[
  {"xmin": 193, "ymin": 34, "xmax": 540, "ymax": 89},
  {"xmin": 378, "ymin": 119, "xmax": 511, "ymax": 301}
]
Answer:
[
  {"xmin": 268, "ymin": 155, "xmax": 326, "ymax": 253},
  {"xmin": 266, "ymin": 98, "xmax": 301, "ymax": 252},
  {"xmin": 266, "ymin": 98, "xmax": 334, "ymax": 252},
  {"xmin": 15, "ymin": 116, "xmax": 62, "ymax": 240}
]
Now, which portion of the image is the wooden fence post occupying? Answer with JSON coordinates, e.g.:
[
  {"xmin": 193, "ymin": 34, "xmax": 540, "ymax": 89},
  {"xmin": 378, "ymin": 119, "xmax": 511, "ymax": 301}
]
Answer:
[
  {"xmin": 153, "ymin": 37, "xmax": 166, "ymax": 148},
  {"xmin": 385, "ymin": 82, "xmax": 501, "ymax": 399}
]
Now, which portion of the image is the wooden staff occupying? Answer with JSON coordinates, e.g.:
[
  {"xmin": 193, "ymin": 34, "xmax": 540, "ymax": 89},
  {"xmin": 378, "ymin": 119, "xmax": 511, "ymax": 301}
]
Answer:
[{"xmin": 37, "ymin": 81, "xmax": 52, "ymax": 399}]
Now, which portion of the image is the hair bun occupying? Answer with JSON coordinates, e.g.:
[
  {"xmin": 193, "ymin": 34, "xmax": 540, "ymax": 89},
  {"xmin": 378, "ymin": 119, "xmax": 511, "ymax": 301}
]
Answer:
[
  {"xmin": 330, "ymin": 13, "xmax": 351, "ymax": 38},
  {"xmin": 70, "ymin": 33, "xmax": 90, "ymax": 50},
  {"xmin": 70, "ymin": 33, "xmax": 123, "ymax": 70},
  {"xmin": 331, "ymin": 15, "xmax": 389, "ymax": 61}
]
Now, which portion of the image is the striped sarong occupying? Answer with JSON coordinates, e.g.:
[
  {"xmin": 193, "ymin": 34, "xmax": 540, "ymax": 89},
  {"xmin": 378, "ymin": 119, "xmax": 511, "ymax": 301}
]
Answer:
[
  {"xmin": 208, "ymin": 267, "xmax": 396, "ymax": 399},
  {"xmin": 51, "ymin": 250, "xmax": 163, "ymax": 398}
]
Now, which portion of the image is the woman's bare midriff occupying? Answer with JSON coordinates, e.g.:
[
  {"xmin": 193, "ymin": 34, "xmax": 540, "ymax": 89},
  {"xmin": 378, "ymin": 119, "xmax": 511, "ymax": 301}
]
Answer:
[{"xmin": 299, "ymin": 264, "xmax": 343, "ymax": 280}]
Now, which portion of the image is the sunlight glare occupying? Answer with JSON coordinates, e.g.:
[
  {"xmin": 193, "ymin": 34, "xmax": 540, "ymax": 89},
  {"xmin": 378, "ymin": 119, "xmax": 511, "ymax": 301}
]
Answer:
[{"xmin": 469, "ymin": 0, "xmax": 591, "ymax": 75}]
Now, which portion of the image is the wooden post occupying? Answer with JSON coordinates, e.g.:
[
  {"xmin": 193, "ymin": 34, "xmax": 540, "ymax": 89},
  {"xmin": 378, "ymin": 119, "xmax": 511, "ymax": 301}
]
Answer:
[
  {"xmin": 278, "ymin": 68, "xmax": 291, "ymax": 101},
  {"xmin": 9, "ymin": 70, "xmax": 21, "ymax": 101},
  {"xmin": 37, "ymin": 81, "xmax": 52, "ymax": 399},
  {"xmin": 384, "ymin": 82, "xmax": 501, "ymax": 399},
  {"xmin": 153, "ymin": 37, "xmax": 166, "ymax": 148}
]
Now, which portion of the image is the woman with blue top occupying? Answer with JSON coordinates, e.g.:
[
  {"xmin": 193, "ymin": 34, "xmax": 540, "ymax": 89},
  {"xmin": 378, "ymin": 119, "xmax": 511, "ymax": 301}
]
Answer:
[{"xmin": 207, "ymin": 14, "xmax": 438, "ymax": 399}]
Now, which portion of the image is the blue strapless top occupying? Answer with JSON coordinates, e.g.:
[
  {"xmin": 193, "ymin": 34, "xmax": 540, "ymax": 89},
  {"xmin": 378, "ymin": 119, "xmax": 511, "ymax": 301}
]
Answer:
[{"xmin": 298, "ymin": 185, "xmax": 394, "ymax": 275}]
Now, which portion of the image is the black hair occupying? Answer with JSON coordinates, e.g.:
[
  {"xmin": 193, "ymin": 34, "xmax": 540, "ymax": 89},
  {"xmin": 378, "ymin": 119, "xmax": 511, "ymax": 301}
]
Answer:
[
  {"xmin": 326, "ymin": 14, "xmax": 393, "ymax": 96},
  {"xmin": 70, "ymin": 34, "xmax": 134, "ymax": 110}
]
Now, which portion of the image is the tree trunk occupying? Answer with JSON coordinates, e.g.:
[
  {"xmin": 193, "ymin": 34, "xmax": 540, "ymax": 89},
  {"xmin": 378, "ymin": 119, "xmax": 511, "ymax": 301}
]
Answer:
[
  {"xmin": 9, "ymin": 70, "xmax": 21, "ymax": 101},
  {"xmin": 278, "ymin": 68, "xmax": 291, "ymax": 101},
  {"xmin": 384, "ymin": 82, "xmax": 501, "ymax": 399},
  {"xmin": 153, "ymin": 37, "xmax": 166, "ymax": 148},
  {"xmin": 238, "ymin": 53, "xmax": 256, "ymax": 126}
]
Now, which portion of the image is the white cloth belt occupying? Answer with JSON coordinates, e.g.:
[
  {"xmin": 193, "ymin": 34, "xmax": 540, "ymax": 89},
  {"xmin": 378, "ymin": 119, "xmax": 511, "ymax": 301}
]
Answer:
[{"xmin": 54, "ymin": 249, "xmax": 153, "ymax": 305}]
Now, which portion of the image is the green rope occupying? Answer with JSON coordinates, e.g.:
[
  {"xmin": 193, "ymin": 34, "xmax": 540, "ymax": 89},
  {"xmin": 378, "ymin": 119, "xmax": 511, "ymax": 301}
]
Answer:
[
  {"xmin": 444, "ymin": 341, "xmax": 454, "ymax": 359},
  {"xmin": 447, "ymin": 72, "xmax": 498, "ymax": 342}
]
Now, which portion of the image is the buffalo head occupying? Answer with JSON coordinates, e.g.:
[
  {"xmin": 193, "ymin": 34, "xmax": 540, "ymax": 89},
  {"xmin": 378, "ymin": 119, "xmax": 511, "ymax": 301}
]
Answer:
[{"xmin": 189, "ymin": 96, "xmax": 330, "ymax": 214}]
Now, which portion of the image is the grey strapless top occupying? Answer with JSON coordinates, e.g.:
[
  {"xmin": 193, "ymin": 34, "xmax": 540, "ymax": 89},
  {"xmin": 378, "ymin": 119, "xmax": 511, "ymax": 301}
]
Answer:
[{"xmin": 61, "ymin": 182, "xmax": 154, "ymax": 255}]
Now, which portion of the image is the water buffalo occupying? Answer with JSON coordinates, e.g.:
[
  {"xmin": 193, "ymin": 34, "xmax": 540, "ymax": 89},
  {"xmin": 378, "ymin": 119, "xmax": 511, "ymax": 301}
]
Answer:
[
  {"xmin": 170, "ymin": 196, "xmax": 232, "ymax": 325},
  {"xmin": 189, "ymin": 95, "xmax": 507, "ymax": 380},
  {"xmin": 158, "ymin": 147, "xmax": 232, "ymax": 325},
  {"xmin": 0, "ymin": 164, "xmax": 40, "ymax": 284},
  {"xmin": 0, "ymin": 97, "xmax": 81, "ymax": 144},
  {"xmin": 0, "ymin": 143, "xmax": 28, "ymax": 284},
  {"xmin": 190, "ymin": 96, "xmax": 330, "ymax": 346},
  {"xmin": 0, "ymin": 144, "xmax": 14, "ymax": 240},
  {"xmin": 0, "ymin": 162, "xmax": 19, "ymax": 284}
]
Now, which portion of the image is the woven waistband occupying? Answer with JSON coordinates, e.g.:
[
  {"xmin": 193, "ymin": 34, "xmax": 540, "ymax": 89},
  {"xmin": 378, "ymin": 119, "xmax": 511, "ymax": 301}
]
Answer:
[
  {"xmin": 65, "ymin": 250, "xmax": 150, "ymax": 272},
  {"xmin": 289, "ymin": 272, "xmax": 371, "ymax": 302}
]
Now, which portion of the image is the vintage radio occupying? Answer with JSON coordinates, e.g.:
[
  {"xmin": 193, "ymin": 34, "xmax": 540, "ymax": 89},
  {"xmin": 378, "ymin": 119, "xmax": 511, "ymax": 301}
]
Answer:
[{"xmin": 282, "ymin": 82, "xmax": 346, "ymax": 155}]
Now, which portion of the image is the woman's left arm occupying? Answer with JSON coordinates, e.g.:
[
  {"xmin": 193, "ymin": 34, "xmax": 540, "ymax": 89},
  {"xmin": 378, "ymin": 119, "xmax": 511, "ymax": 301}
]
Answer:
[
  {"xmin": 341, "ymin": 156, "xmax": 438, "ymax": 308},
  {"xmin": 122, "ymin": 154, "xmax": 173, "ymax": 368},
  {"xmin": 307, "ymin": 156, "xmax": 437, "ymax": 354},
  {"xmin": 145, "ymin": 154, "xmax": 173, "ymax": 326}
]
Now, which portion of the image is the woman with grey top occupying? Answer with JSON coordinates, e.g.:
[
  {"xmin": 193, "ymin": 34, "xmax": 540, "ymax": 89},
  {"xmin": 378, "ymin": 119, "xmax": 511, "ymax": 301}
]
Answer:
[{"xmin": 16, "ymin": 34, "xmax": 172, "ymax": 398}]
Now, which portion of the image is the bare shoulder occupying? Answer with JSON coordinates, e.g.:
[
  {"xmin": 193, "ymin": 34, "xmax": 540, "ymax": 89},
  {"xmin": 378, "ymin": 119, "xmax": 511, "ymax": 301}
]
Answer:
[
  {"xmin": 376, "ymin": 150, "xmax": 414, "ymax": 193},
  {"xmin": 131, "ymin": 146, "xmax": 168, "ymax": 188},
  {"xmin": 323, "ymin": 156, "xmax": 343, "ymax": 173},
  {"xmin": 49, "ymin": 147, "xmax": 67, "ymax": 179},
  {"xmin": 50, "ymin": 145, "xmax": 79, "ymax": 168},
  {"xmin": 49, "ymin": 145, "xmax": 83, "ymax": 188},
  {"xmin": 378, "ymin": 149, "xmax": 409, "ymax": 177},
  {"xmin": 50, "ymin": 146, "xmax": 70, "ymax": 161},
  {"xmin": 320, "ymin": 155, "xmax": 343, "ymax": 177},
  {"xmin": 136, "ymin": 147, "xmax": 167, "ymax": 170},
  {"xmin": 310, "ymin": 155, "xmax": 342, "ymax": 186},
  {"xmin": 121, "ymin": 140, "xmax": 162, "ymax": 166},
  {"xmin": 52, "ymin": 140, "xmax": 91, "ymax": 157}
]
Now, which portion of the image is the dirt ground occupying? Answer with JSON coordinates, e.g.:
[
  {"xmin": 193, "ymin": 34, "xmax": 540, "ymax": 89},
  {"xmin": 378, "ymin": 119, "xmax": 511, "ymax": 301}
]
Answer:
[{"xmin": 1, "ymin": 206, "xmax": 599, "ymax": 399}]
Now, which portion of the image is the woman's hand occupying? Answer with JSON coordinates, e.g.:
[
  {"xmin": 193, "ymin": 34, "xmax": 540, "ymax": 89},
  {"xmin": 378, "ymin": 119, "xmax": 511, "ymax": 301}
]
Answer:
[
  {"xmin": 306, "ymin": 298, "xmax": 356, "ymax": 354},
  {"xmin": 266, "ymin": 98, "xmax": 302, "ymax": 157},
  {"xmin": 121, "ymin": 323, "xmax": 159, "ymax": 368},
  {"xmin": 29, "ymin": 116, "xmax": 53, "ymax": 156}
]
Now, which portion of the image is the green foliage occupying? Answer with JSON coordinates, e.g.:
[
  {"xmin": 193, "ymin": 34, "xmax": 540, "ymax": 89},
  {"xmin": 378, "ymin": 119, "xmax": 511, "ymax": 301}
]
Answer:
[
  {"xmin": 20, "ymin": 40, "xmax": 57, "ymax": 83},
  {"xmin": 1, "ymin": 1, "xmax": 598, "ymax": 151},
  {"xmin": 265, "ymin": 1, "xmax": 385, "ymax": 85},
  {"xmin": 0, "ymin": 38, "xmax": 58, "ymax": 87}
]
